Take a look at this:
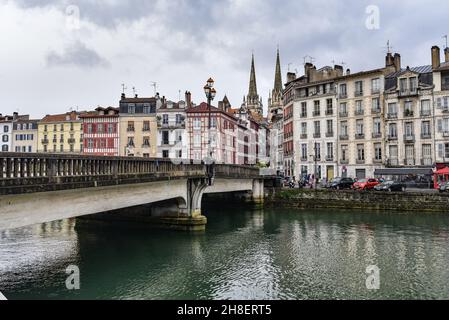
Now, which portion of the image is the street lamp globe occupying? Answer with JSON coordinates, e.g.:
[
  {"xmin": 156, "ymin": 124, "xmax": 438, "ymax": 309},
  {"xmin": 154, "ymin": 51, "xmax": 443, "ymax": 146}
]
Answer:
[
  {"xmin": 210, "ymin": 88, "xmax": 217, "ymax": 100},
  {"xmin": 207, "ymin": 77, "xmax": 215, "ymax": 88},
  {"xmin": 204, "ymin": 85, "xmax": 211, "ymax": 97}
]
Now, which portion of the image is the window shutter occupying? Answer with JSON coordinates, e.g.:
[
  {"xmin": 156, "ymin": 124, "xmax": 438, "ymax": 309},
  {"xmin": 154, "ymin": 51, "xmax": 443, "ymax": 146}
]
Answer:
[
  {"xmin": 444, "ymin": 97, "xmax": 449, "ymax": 109},
  {"xmin": 438, "ymin": 144, "xmax": 444, "ymax": 158},
  {"xmin": 438, "ymin": 119, "xmax": 443, "ymax": 132}
]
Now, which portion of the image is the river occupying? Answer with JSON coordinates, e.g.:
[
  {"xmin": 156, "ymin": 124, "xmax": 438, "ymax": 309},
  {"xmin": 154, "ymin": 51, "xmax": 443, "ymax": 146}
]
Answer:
[{"xmin": 1, "ymin": 207, "xmax": 449, "ymax": 300}]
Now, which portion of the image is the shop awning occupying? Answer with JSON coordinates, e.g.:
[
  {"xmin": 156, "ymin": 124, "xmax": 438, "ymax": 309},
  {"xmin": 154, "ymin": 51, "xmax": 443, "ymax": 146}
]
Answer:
[
  {"xmin": 374, "ymin": 168, "xmax": 433, "ymax": 176},
  {"xmin": 435, "ymin": 167, "xmax": 449, "ymax": 175}
]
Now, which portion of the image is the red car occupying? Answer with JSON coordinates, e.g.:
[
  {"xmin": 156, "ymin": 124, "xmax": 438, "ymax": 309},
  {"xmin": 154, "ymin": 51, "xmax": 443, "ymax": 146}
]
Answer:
[{"xmin": 353, "ymin": 178, "xmax": 380, "ymax": 191}]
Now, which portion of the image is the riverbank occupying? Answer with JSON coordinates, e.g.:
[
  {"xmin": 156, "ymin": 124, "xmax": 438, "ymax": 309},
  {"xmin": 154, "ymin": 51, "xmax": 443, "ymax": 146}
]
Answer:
[{"xmin": 265, "ymin": 188, "xmax": 449, "ymax": 212}]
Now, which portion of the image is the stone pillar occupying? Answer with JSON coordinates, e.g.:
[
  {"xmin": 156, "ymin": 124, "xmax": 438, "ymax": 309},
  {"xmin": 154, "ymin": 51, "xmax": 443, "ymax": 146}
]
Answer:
[{"xmin": 252, "ymin": 178, "xmax": 265, "ymax": 206}]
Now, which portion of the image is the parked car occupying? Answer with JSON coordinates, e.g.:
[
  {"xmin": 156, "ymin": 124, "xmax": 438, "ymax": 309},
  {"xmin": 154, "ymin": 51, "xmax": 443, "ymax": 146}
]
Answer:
[
  {"xmin": 439, "ymin": 181, "xmax": 449, "ymax": 193},
  {"xmin": 283, "ymin": 177, "xmax": 296, "ymax": 188},
  {"xmin": 374, "ymin": 181, "xmax": 406, "ymax": 192},
  {"xmin": 330, "ymin": 177, "xmax": 355, "ymax": 190},
  {"xmin": 353, "ymin": 178, "xmax": 380, "ymax": 191}
]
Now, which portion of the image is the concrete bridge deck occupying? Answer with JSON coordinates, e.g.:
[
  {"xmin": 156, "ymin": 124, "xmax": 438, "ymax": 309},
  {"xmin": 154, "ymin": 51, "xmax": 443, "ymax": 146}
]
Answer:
[{"xmin": 0, "ymin": 153, "xmax": 266, "ymax": 231}]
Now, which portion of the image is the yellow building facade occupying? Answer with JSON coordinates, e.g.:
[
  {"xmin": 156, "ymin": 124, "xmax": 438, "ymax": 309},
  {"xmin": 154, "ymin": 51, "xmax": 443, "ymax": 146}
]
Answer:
[{"xmin": 37, "ymin": 111, "xmax": 84, "ymax": 153}]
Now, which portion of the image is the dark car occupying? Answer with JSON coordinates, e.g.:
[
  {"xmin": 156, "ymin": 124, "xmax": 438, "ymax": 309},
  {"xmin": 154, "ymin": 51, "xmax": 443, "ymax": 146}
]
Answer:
[
  {"xmin": 330, "ymin": 177, "xmax": 355, "ymax": 190},
  {"xmin": 374, "ymin": 181, "xmax": 406, "ymax": 192},
  {"xmin": 439, "ymin": 181, "xmax": 449, "ymax": 193}
]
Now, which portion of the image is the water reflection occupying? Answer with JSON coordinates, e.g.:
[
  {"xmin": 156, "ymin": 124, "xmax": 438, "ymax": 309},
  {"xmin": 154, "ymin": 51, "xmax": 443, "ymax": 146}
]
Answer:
[{"xmin": 1, "ymin": 208, "xmax": 449, "ymax": 300}]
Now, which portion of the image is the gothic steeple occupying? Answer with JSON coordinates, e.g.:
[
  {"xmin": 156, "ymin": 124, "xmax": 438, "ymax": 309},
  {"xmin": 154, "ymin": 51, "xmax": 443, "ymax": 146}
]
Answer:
[
  {"xmin": 274, "ymin": 48, "xmax": 283, "ymax": 94},
  {"xmin": 245, "ymin": 53, "xmax": 263, "ymax": 115},
  {"xmin": 268, "ymin": 48, "xmax": 284, "ymax": 122}
]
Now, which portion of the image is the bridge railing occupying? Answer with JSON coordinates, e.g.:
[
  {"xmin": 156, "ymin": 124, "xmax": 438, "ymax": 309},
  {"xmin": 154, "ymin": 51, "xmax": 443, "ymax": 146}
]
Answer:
[
  {"xmin": 214, "ymin": 164, "xmax": 261, "ymax": 179},
  {"xmin": 0, "ymin": 153, "xmax": 205, "ymax": 180}
]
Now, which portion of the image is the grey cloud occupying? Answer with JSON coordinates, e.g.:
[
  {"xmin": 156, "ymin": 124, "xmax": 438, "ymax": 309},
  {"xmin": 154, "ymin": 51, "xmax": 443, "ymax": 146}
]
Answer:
[{"xmin": 46, "ymin": 41, "xmax": 110, "ymax": 68}]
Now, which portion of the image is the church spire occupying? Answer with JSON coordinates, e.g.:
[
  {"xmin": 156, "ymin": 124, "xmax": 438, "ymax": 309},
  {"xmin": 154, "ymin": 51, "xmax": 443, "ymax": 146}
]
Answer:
[
  {"xmin": 274, "ymin": 48, "xmax": 283, "ymax": 93},
  {"xmin": 248, "ymin": 53, "xmax": 258, "ymax": 99}
]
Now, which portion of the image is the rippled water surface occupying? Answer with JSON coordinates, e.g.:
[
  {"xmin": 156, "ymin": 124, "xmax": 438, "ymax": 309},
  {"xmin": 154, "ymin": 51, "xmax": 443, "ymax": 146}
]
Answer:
[{"xmin": 1, "ymin": 207, "xmax": 449, "ymax": 300}]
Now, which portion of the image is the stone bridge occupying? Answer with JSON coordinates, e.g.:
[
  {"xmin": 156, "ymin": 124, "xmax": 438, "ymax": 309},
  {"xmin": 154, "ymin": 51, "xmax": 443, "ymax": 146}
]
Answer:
[{"xmin": 0, "ymin": 153, "xmax": 266, "ymax": 231}]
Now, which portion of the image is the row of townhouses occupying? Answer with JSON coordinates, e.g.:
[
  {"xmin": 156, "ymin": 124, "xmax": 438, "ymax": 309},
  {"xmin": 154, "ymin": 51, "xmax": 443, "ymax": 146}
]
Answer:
[
  {"xmin": 277, "ymin": 45, "xmax": 449, "ymax": 182},
  {"xmin": 0, "ymin": 55, "xmax": 272, "ymax": 166}
]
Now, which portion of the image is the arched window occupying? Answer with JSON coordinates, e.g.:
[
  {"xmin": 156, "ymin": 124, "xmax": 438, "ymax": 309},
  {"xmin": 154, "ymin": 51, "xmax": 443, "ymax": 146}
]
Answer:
[
  {"xmin": 2, "ymin": 145, "xmax": 8, "ymax": 152},
  {"xmin": 2, "ymin": 135, "xmax": 8, "ymax": 142}
]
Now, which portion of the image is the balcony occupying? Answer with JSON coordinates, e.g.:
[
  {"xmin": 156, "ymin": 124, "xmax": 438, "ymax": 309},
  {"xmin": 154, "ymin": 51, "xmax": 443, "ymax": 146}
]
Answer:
[
  {"xmin": 300, "ymin": 157, "xmax": 308, "ymax": 162},
  {"xmin": 404, "ymin": 110, "xmax": 414, "ymax": 118},
  {"xmin": 421, "ymin": 158, "xmax": 433, "ymax": 166},
  {"xmin": 356, "ymin": 159, "xmax": 366, "ymax": 164},
  {"xmin": 388, "ymin": 135, "xmax": 398, "ymax": 141},
  {"xmin": 355, "ymin": 133, "xmax": 365, "ymax": 140},
  {"xmin": 300, "ymin": 113, "xmax": 307, "ymax": 119},
  {"xmin": 127, "ymin": 127, "xmax": 135, "ymax": 132},
  {"xmin": 371, "ymin": 89, "xmax": 381, "ymax": 95},
  {"xmin": 442, "ymin": 107, "xmax": 449, "ymax": 114},
  {"xmin": 340, "ymin": 159, "xmax": 349, "ymax": 164},
  {"xmin": 325, "ymin": 109, "xmax": 334, "ymax": 116},
  {"xmin": 326, "ymin": 156, "xmax": 334, "ymax": 162},
  {"xmin": 387, "ymin": 159, "xmax": 399, "ymax": 167},
  {"xmin": 339, "ymin": 134, "xmax": 349, "ymax": 141},
  {"xmin": 399, "ymin": 89, "xmax": 418, "ymax": 97},
  {"xmin": 52, "ymin": 139, "xmax": 57, "ymax": 143},
  {"xmin": 443, "ymin": 131, "xmax": 449, "ymax": 138},
  {"xmin": 41, "ymin": 139, "xmax": 49, "ymax": 144},
  {"xmin": 313, "ymin": 111, "xmax": 321, "ymax": 117},
  {"xmin": 387, "ymin": 113, "xmax": 398, "ymax": 119},
  {"xmin": 421, "ymin": 133, "xmax": 432, "ymax": 139},
  {"xmin": 339, "ymin": 93, "xmax": 348, "ymax": 99},
  {"xmin": 355, "ymin": 90, "xmax": 364, "ymax": 97},
  {"xmin": 420, "ymin": 110, "xmax": 431, "ymax": 117},
  {"xmin": 300, "ymin": 134, "xmax": 308, "ymax": 139},
  {"xmin": 371, "ymin": 108, "xmax": 381, "ymax": 114},
  {"xmin": 404, "ymin": 134, "xmax": 416, "ymax": 143},
  {"xmin": 404, "ymin": 159, "xmax": 416, "ymax": 166},
  {"xmin": 326, "ymin": 132, "xmax": 334, "ymax": 138},
  {"xmin": 355, "ymin": 109, "xmax": 365, "ymax": 116},
  {"xmin": 372, "ymin": 132, "xmax": 382, "ymax": 139},
  {"xmin": 339, "ymin": 111, "xmax": 348, "ymax": 118},
  {"xmin": 157, "ymin": 121, "xmax": 186, "ymax": 129},
  {"xmin": 142, "ymin": 144, "xmax": 150, "ymax": 148},
  {"xmin": 313, "ymin": 133, "xmax": 321, "ymax": 138},
  {"xmin": 373, "ymin": 158, "xmax": 383, "ymax": 164},
  {"xmin": 68, "ymin": 138, "xmax": 76, "ymax": 144}
]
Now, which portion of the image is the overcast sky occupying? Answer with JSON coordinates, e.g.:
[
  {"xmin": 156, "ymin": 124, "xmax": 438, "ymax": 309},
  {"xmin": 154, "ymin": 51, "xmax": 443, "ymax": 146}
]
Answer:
[{"xmin": 1, "ymin": 0, "xmax": 449, "ymax": 118}]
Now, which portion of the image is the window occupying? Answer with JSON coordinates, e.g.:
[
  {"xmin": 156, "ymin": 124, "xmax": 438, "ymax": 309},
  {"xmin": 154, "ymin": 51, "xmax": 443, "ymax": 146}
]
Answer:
[
  {"xmin": 437, "ymin": 118, "xmax": 449, "ymax": 133},
  {"xmin": 87, "ymin": 124, "xmax": 93, "ymax": 134},
  {"xmin": 143, "ymin": 136, "xmax": 150, "ymax": 147},
  {"xmin": 339, "ymin": 103, "xmax": 347, "ymax": 115},
  {"xmin": 44, "ymin": 145, "xmax": 47, "ymax": 152},
  {"xmin": 340, "ymin": 121, "xmax": 348, "ymax": 136},
  {"xmin": 388, "ymin": 103, "xmax": 397, "ymax": 116},
  {"xmin": 341, "ymin": 145, "xmax": 348, "ymax": 161},
  {"xmin": 163, "ymin": 114, "xmax": 169, "ymax": 124},
  {"xmin": 97, "ymin": 124, "xmax": 104, "ymax": 133},
  {"xmin": 404, "ymin": 122, "xmax": 414, "ymax": 137},
  {"xmin": 339, "ymin": 84, "xmax": 347, "ymax": 97},
  {"xmin": 405, "ymin": 145, "xmax": 415, "ymax": 161},
  {"xmin": 17, "ymin": 124, "xmax": 22, "ymax": 130},
  {"xmin": 357, "ymin": 144, "xmax": 365, "ymax": 161},
  {"xmin": 60, "ymin": 145, "xmax": 64, "ymax": 152},
  {"xmin": 3, "ymin": 126, "xmax": 8, "ymax": 133},
  {"xmin": 326, "ymin": 99, "xmax": 333, "ymax": 115},
  {"xmin": 128, "ymin": 105, "xmax": 135, "ymax": 114},
  {"xmin": 2, "ymin": 145, "xmax": 8, "ymax": 152},
  {"xmin": 326, "ymin": 143, "xmax": 333, "ymax": 159},
  {"xmin": 422, "ymin": 121, "xmax": 431, "ymax": 137},
  {"xmin": 374, "ymin": 143, "xmax": 382, "ymax": 161},
  {"xmin": 162, "ymin": 131, "xmax": 169, "ymax": 145},
  {"xmin": 326, "ymin": 120, "xmax": 333, "ymax": 135},
  {"xmin": 314, "ymin": 143, "xmax": 321, "ymax": 160},
  {"xmin": 177, "ymin": 150, "xmax": 182, "ymax": 158},
  {"xmin": 15, "ymin": 146, "xmax": 20, "ymax": 152},
  {"xmin": 60, "ymin": 124, "xmax": 64, "ymax": 131},
  {"xmin": 28, "ymin": 146, "xmax": 32, "ymax": 153},
  {"xmin": 2, "ymin": 135, "xmax": 8, "ymax": 142},
  {"xmin": 193, "ymin": 118, "xmax": 201, "ymax": 130},
  {"xmin": 70, "ymin": 123, "xmax": 74, "ymax": 131},
  {"xmin": 108, "ymin": 124, "xmax": 114, "ymax": 134},
  {"xmin": 372, "ymin": 98, "xmax": 381, "ymax": 112},
  {"xmin": 400, "ymin": 78, "xmax": 407, "ymax": 92},
  {"xmin": 373, "ymin": 118, "xmax": 381, "ymax": 135},
  {"xmin": 127, "ymin": 121, "xmax": 135, "ymax": 132},
  {"xmin": 355, "ymin": 81, "xmax": 363, "ymax": 95},
  {"xmin": 162, "ymin": 150, "xmax": 169, "ymax": 158},
  {"xmin": 54, "ymin": 124, "xmax": 57, "ymax": 131},
  {"xmin": 404, "ymin": 101, "xmax": 413, "ymax": 116},
  {"xmin": 301, "ymin": 102, "xmax": 307, "ymax": 117},
  {"xmin": 356, "ymin": 120, "xmax": 364, "ymax": 135},
  {"xmin": 409, "ymin": 77, "xmax": 417, "ymax": 92},
  {"xmin": 194, "ymin": 134, "xmax": 201, "ymax": 147},
  {"xmin": 176, "ymin": 114, "xmax": 183, "ymax": 124},
  {"xmin": 70, "ymin": 144, "xmax": 74, "ymax": 152},
  {"xmin": 371, "ymin": 78, "xmax": 381, "ymax": 93},
  {"xmin": 301, "ymin": 144, "xmax": 307, "ymax": 160},
  {"xmin": 313, "ymin": 101, "xmax": 320, "ymax": 116},
  {"xmin": 127, "ymin": 137, "xmax": 135, "ymax": 147},
  {"xmin": 389, "ymin": 123, "xmax": 397, "ymax": 138},
  {"xmin": 301, "ymin": 122, "xmax": 307, "ymax": 135},
  {"xmin": 422, "ymin": 144, "xmax": 432, "ymax": 163},
  {"xmin": 143, "ymin": 121, "xmax": 150, "ymax": 131},
  {"xmin": 355, "ymin": 100, "xmax": 364, "ymax": 114},
  {"xmin": 44, "ymin": 125, "xmax": 48, "ymax": 132},
  {"xmin": 314, "ymin": 121, "xmax": 321, "ymax": 135},
  {"xmin": 210, "ymin": 118, "xmax": 217, "ymax": 128},
  {"xmin": 143, "ymin": 105, "xmax": 150, "ymax": 114},
  {"xmin": 421, "ymin": 100, "xmax": 431, "ymax": 116}
]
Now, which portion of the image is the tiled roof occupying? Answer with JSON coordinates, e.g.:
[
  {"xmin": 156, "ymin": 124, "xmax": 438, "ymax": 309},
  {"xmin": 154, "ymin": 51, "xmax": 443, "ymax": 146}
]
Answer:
[
  {"xmin": 79, "ymin": 107, "xmax": 119, "ymax": 118},
  {"xmin": 120, "ymin": 97, "xmax": 156, "ymax": 103},
  {"xmin": 41, "ymin": 112, "xmax": 83, "ymax": 123}
]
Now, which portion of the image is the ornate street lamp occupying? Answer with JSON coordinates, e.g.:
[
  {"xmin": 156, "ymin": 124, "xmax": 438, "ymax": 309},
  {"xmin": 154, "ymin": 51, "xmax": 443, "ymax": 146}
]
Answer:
[{"xmin": 204, "ymin": 78, "xmax": 216, "ymax": 185}]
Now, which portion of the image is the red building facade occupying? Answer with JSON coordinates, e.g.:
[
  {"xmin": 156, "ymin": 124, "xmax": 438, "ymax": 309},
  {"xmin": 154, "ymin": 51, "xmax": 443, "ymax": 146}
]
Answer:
[{"xmin": 80, "ymin": 107, "xmax": 120, "ymax": 156}]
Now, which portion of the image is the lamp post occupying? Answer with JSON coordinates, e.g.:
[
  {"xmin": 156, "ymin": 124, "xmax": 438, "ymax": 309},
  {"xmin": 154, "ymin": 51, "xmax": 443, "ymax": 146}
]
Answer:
[{"xmin": 204, "ymin": 78, "xmax": 216, "ymax": 186}]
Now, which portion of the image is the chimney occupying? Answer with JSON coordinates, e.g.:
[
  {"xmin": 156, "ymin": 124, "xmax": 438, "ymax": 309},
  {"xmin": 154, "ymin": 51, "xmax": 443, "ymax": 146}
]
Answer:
[
  {"xmin": 393, "ymin": 53, "xmax": 401, "ymax": 72},
  {"xmin": 13, "ymin": 112, "xmax": 18, "ymax": 120},
  {"xmin": 304, "ymin": 62, "xmax": 313, "ymax": 79},
  {"xmin": 385, "ymin": 52, "xmax": 394, "ymax": 67},
  {"xmin": 185, "ymin": 91, "xmax": 192, "ymax": 108},
  {"xmin": 445, "ymin": 47, "xmax": 449, "ymax": 63},
  {"xmin": 218, "ymin": 101, "xmax": 224, "ymax": 111},
  {"xmin": 334, "ymin": 65, "xmax": 343, "ymax": 76},
  {"xmin": 346, "ymin": 69, "xmax": 351, "ymax": 76},
  {"xmin": 287, "ymin": 72, "xmax": 296, "ymax": 82},
  {"xmin": 135, "ymin": 94, "xmax": 138, "ymax": 98},
  {"xmin": 121, "ymin": 93, "xmax": 126, "ymax": 100},
  {"xmin": 432, "ymin": 46, "xmax": 441, "ymax": 70}
]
